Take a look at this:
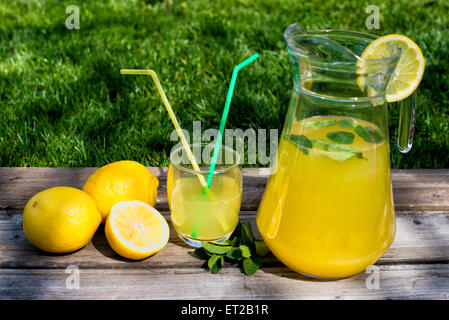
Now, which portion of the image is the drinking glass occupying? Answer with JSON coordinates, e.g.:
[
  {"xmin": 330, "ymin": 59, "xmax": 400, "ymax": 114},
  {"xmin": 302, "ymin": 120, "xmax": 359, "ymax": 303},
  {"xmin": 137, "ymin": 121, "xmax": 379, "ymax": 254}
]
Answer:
[{"xmin": 168, "ymin": 143, "xmax": 242, "ymax": 247}]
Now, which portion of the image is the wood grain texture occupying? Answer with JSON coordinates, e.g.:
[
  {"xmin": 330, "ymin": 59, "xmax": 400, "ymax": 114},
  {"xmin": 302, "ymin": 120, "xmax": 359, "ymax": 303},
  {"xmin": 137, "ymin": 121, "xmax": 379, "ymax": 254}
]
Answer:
[
  {"xmin": 1, "ymin": 264, "xmax": 448, "ymax": 299},
  {"xmin": 1, "ymin": 168, "xmax": 449, "ymax": 211},
  {"xmin": 1, "ymin": 168, "xmax": 448, "ymax": 300},
  {"xmin": 1, "ymin": 210, "xmax": 448, "ymax": 269}
]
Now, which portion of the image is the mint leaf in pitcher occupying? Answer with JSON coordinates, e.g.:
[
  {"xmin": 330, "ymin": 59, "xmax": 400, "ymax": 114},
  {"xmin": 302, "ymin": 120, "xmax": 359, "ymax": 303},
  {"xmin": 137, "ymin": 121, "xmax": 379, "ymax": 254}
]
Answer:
[
  {"xmin": 312, "ymin": 139, "xmax": 332, "ymax": 150},
  {"xmin": 327, "ymin": 144, "xmax": 364, "ymax": 162},
  {"xmin": 289, "ymin": 135, "xmax": 312, "ymax": 155},
  {"xmin": 327, "ymin": 131, "xmax": 355, "ymax": 144},
  {"xmin": 303, "ymin": 119, "xmax": 337, "ymax": 128},
  {"xmin": 327, "ymin": 151, "xmax": 358, "ymax": 162},
  {"xmin": 311, "ymin": 139, "xmax": 365, "ymax": 162},
  {"xmin": 338, "ymin": 119, "xmax": 356, "ymax": 129},
  {"xmin": 354, "ymin": 125, "xmax": 383, "ymax": 143}
]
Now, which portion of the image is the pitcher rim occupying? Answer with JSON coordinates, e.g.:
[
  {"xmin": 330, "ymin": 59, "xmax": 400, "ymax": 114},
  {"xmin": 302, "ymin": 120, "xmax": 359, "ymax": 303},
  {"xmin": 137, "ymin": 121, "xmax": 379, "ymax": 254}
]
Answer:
[{"xmin": 284, "ymin": 24, "xmax": 402, "ymax": 65}]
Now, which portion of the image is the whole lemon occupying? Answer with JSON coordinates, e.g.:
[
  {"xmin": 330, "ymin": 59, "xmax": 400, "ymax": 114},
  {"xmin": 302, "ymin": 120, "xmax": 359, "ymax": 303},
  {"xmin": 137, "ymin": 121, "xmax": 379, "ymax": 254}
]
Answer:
[
  {"xmin": 83, "ymin": 160, "xmax": 159, "ymax": 222},
  {"xmin": 23, "ymin": 187, "xmax": 102, "ymax": 253}
]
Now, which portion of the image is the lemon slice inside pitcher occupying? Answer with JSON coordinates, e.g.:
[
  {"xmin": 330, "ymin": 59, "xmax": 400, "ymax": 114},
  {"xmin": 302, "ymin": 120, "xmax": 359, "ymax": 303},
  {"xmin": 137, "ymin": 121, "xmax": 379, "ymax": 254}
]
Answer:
[{"xmin": 359, "ymin": 34, "xmax": 425, "ymax": 102}]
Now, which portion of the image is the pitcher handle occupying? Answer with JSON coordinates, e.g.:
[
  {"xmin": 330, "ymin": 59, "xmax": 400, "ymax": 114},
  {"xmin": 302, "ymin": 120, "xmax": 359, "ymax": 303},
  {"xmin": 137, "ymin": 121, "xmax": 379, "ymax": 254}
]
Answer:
[{"xmin": 397, "ymin": 90, "xmax": 416, "ymax": 153}]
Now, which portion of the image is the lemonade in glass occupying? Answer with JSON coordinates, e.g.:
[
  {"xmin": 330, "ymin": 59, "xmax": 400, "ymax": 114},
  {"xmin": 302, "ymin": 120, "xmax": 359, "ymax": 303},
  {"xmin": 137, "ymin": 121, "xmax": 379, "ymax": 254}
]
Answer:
[{"xmin": 168, "ymin": 143, "xmax": 242, "ymax": 247}]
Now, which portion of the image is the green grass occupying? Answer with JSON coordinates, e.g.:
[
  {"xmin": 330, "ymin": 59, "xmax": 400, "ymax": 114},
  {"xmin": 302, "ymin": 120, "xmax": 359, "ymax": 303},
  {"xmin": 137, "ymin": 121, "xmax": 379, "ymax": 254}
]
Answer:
[{"xmin": 0, "ymin": 0, "xmax": 448, "ymax": 168}]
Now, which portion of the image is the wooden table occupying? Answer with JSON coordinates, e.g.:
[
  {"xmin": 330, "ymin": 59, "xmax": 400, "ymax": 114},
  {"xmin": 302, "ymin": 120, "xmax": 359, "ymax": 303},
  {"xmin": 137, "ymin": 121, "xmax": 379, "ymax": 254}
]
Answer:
[{"xmin": 1, "ymin": 168, "xmax": 448, "ymax": 299}]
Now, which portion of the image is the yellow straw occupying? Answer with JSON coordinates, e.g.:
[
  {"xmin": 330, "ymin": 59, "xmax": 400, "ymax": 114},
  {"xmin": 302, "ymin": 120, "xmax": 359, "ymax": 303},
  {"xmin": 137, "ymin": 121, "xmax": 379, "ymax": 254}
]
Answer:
[{"xmin": 120, "ymin": 69, "xmax": 208, "ymax": 190}]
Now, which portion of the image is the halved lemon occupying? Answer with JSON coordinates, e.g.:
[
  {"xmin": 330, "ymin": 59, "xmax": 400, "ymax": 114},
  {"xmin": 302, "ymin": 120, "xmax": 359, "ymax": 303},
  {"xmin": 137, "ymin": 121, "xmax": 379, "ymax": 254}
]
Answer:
[
  {"xmin": 105, "ymin": 200, "xmax": 169, "ymax": 260},
  {"xmin": 360, "ymin": 34, "xmax": 425, "ymax": 102}
]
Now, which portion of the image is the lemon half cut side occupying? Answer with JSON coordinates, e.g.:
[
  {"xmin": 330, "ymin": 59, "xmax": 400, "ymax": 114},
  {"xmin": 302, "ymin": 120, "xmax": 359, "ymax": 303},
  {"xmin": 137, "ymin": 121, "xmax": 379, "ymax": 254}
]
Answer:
[
  {"xmin": 105, "ymin": 200, "xmax": 169, "ymax": 260},
  {"xmin": 359, "ymin": 34, "xmax": 425, "ymax": 102}
]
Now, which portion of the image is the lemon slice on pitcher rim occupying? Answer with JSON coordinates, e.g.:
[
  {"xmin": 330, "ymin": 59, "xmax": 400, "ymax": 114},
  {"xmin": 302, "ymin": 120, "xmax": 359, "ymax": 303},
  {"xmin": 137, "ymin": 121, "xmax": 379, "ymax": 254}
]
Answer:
[
  {"xmin": 360, "ymin": 34, "xmax": 425, "ymax": 102},
  {"xmin": 105, "ymin": 200, "xmax": 169, "ymax": 260}
]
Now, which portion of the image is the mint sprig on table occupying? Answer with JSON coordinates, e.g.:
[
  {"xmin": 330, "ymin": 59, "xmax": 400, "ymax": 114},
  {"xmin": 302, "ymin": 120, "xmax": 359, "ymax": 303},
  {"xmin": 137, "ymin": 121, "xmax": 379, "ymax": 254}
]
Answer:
[{"xmin": 193, "ymin": 221, "xmax": 269, "ymax": 276}]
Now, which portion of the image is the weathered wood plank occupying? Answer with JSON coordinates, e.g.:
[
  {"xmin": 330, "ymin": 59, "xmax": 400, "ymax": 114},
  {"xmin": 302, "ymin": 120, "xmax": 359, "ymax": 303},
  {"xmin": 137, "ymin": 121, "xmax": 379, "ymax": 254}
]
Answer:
[
  {"xmin": 1, "ymin": 264, "xmax": 448, "ymax": 299},
  {"xmin": 1, "ymin": 210, "xmax": 448, "ymax": 269},
  {"xmin": 393, "ymin": 169, "xmax": 449, "ymax": 211},
  {"xmin": 1, "ymin": 168, "xmax": 448, "ymax": 300},
  {"xmin": 1, "ymin": 168, "xmax": 448, "ymax": 211},
  {"xmin": 0, "ymin": 167, "xmax": 267, "ymax": 210}
]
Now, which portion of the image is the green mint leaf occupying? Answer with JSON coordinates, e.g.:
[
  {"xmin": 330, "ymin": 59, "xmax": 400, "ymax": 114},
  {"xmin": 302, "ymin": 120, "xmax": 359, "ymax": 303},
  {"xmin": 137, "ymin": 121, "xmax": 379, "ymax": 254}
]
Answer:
[
  {"xmin": 209, "ymin": 240, "xmax": 235, "ymax": 246},
  {"xmin": 313, "ymin": 139, "xmax": 365, "ymax": 162},
  {"xmin": 225, "ymin": 247, "xmax": 243, "ymax": 260},
  {"xmin": 299, "ymin": 146, "xmax": 309, "ymax": 155},
  {"xmin": 326, "ymin": 131, "xmax": 355, "ymax": 144},
  {"xmin": 221, "ymin": 236, "xmax": 239, "ymax": 247},
  {"xmin": 208, "ymin": 254, "xmax": 224, "ymax": 274},
  {"xmin": 193, "ymin": 248, "xmax": 210, "ymax": 260},
  {"xmin": 240, "ymin": 223, "xmax": 255, "ymax": 251},
  {"xmin": 338, "ymin": 119, "xmax": 356, "ymax": 129},
  {"xmin": 312, "ymin": 139, "xmax": 332, "ymax": 150},
  {"xmin": 326, "ymin": 151, "xmax": 358, "ymax": 161},
  {"xmin": 245, "ymin": 220, "xmax": 254, "ymax": 242},
  {"xmin": 290, "ymin": 135, "xmax": 313, "ymax": 148},
  {"xmin": 233, "ymin": 221, "xmax": 243, "ymax": 237},
  {"xmin": 202, "ymin": 242, "xmax": 233, "ymax": 254},
  {"xmin": 243, "ymin": 255, "xmax": 262, "ymax": 276},
  {"xmin": 354, "ymin": 125, "xmax": 383, "ymax": 143},
  {"xmin": 255, "ymin": 240, "xmax": 270, "ymax": 257},
  {"xmin": 239, "ymin": 245, "xmax": 252, "ymax": 258},
  {"xmin": 289, "ymin": 135, "xmax": 312, "ymax": 155},
  {"xmin": 327, "ymin": 144, "xmax": 359, "ymax": 153},
  {"xmin": 303, "ymin": 119, "xmax": 337, "ymax": 128},
  {"xmin": 229, "ymin": 236, "xmax": 240, "ymax": 246},
  {"xmin": 198, "ymin": 221, "xmax": 267, "ymax": 276},
  {"xmin": 326, "ymin": 144, "xmax": 363, "ymax": 162}
]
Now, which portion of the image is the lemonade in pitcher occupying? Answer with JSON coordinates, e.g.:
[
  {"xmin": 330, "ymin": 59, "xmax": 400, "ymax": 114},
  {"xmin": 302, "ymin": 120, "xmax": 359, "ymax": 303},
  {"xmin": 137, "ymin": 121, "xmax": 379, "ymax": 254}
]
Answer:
[
  {"xmin": 256, "ymin": 24, "xmax": 424, "ymax": 278},
  {"xmin": 257, "ymin": 116, "xmax": 395, "ymax": 277}
]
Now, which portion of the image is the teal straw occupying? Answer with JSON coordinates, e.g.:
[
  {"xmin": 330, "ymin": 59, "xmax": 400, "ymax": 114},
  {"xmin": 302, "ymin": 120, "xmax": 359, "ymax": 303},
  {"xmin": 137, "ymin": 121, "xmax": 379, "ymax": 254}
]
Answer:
[{"xmin": 205, "ymin": 53, "xmax": 259, "ymax": 188}]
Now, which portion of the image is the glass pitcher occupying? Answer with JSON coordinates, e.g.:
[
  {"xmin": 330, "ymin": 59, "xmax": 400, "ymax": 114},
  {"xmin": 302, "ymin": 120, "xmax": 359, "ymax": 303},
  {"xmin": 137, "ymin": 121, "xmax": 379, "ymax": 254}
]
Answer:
[{"xmin": 256, "ymin": 24, "xmax": 416, "ymax": 278}]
